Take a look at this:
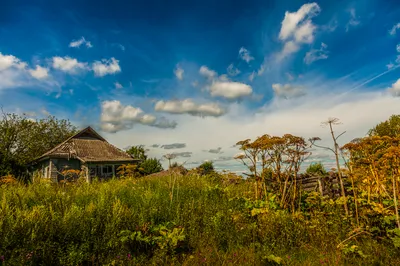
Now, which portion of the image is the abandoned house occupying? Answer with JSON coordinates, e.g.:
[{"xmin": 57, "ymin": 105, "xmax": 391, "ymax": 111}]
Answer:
[{"xmin": 30, "ymin": 126, "xmax": 140, "ymax": 182}]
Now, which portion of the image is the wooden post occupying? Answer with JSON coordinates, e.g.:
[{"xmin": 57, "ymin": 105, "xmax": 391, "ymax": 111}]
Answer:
[
  {"xmin": 112, "ymin": 165, "xmax": 115, "ymax": 178},
  {"xmin": 317, "ymin": 176, "xmax": 324, "ymax": 196}
]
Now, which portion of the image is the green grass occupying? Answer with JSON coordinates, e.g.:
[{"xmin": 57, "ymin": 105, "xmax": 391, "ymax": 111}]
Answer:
[{"xmin": 0, "ymin": 173, "xmax": 399, "ymax": 265}]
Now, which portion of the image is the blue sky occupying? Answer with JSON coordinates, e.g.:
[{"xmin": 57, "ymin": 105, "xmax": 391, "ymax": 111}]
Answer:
[{"xmin": 1, "ymin": 0, "xmax": 400, "ymax": 172}]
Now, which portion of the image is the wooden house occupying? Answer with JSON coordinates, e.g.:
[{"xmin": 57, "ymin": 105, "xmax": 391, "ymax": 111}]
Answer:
[{"xmin": 30, "ymin": 126, "xmax": 139, "ymax": 182}]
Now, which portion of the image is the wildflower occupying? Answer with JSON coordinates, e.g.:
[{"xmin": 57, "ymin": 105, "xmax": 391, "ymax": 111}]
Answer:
[
  {"xmin": 233, "ymin": 253, "xmax": 237, "ymax": 257},
  {"xmin": 127, "ymin": 253, "xmax": 132, "ymax": 260},
  {"xmin": 0, "ymin": 255, "xmax": 4, "ymax": 262}
]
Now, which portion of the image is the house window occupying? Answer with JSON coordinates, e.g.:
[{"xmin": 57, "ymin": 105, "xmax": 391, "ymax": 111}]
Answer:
[{"xmin": 102, "ymin": 165, "xmax": 113, "ymax": 175}]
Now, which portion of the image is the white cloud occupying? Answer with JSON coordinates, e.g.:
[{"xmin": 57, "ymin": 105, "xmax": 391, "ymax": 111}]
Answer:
[
  {"xmin": 272, "ymin": 83, "xmax": 306, "ymax": 99},
  {"xmin": 0, "ymin": 52, "xmax": 26, "ymax": 71},
  {"xmin": 388, "ymin": 78, "xmax": 400, "ymax": 97},
  {"xmin": 154, "ymin": 99, "xmax": 226, "ymax": 117},
  {"xmin": 279, "ymin": 3, "xmax": 320, "ymax": 41},
  {"xmin": 199, "ymin": 65, "xmax": 217, "ymax": 80},
  {"xmin": 227, "ymin": 64, "xmax": 240, "ymax": 76},
  {"xmin": 92, "ymin": 57, "xmax": 121, "ymax": 77},
  {"xmin": 210, "ymin": 81, "xmax": 253, "ymax": 99},
  {"xmin": 100, "ymin": 100, "xmax": 176, "ymax": 133},
  {"xmin": 114, "ymin": 82, "xmax": 123, "ymax": 89},
  {"xmin": 238, "ymin": 47, "xmax": 254, "ymax": 63},
  {"xmin": 174, "ymin": 65, "xmax": 184, "ymax": 80},
  {"xmin": 277, "ymin": 3, "xmax": 321, "ymax": 59},
  {"xmin": 29, "ymin": 65, "xmax": 49, "ymax": 79},
  {"xmin": 389, "ymin": 23, "xmax": 400, "ymax": 35},
  {"xmin": 0, "ymin": 53, "xmax": 56, "ymax": 90},
  {"xmin": 345, "ymin": 8, "xmax": 361, "ymax": 32},
  {"xmin": 106, "ymin": 89, "xmax": 400, "ymax": 172},
  {"xmin": 397, "ymin": 44, "xmax": 400, "ymax": 53},
  {"xmin": 304, "ymin": 42, "xmax": 329, "ymax": 64},
  {"xmin": 69, "ymin": 37, "xmax": 93, "ymax": 48},
  {"xmin": 198, "ymin": 65, "xmax": 254, "ymax": 99},
  {"xmin": 52, "ymin": 56, "xmax": 87, "ymax": 73}
]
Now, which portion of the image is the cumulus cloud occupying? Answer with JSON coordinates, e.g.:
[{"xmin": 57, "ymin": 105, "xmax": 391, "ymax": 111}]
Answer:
[
  {"xmin": 29, "ymin": 65, "xmax": 49, "ymax": 79},
  {"xmin": 278, "ymin": 3, "xmax": 321, "ymax": 59},
  {"xmin": 161, "ymin": 143, "xmax": 186, "ymax": 149},
  {"xmin": 107, "ymin": 86, "xmax": 400, "ymax": 172},
  {"xmin": 388, "ymin": 78, "xmax": 400, "ymax": 97},
  {"xmin": 238, "ymin": 47, "xmax": 254, "ymax": 63},
  {"xmin": 345, "ymin": 8, "xmax": 361, "ymax": 32},
  {"xmin": 69, "ymin": 37, "xmax": 93, "ymax": 48},
  {"xmin": 272, "ymin": 83, "xmax": 306, "ymax": 99},
  {"xmin": 155, "ymin": 99, "xmax": 226, "ymax": 117},
  {"xmin": 227, "ymin": 64, "xmax": 240, "ymax": 76},
  {"xmin": 304, "ymin": 43, "xmax": 329, "ymax": 65},
  {"xmin": 0, "ymin": 53, "xmax": 57, "ymax": 90},
  {"xmin": 52, "ymin": 56, "xmax": 87, "ymax": 73},
  {"xmin": 199, "ymin": 65, "xmax": 217, "ymax": 80},
  {"xmin": 389, "ymin": 23, "xmax": 400, "ymax": 35},
  {"xmin": 210, "ymin": 81, "xmax": 253, "ymax": 99},
  {"xmin": 198, "ymin": 65, "xmax": 254, "ymax": 99},
  {"xmin": 100, "ymin": 100, "xmax": 176, "ymax": 133},
  {"xmin": 174, "ymin": 65, "xmax": 184, "ymax": 80},
  {"xmin": 0, "ymin": 53, "xmax": 27, "ymax": 71},
  {"xmin": 92, "ymin": 57, "xmax": 121, "ymax": 77}
]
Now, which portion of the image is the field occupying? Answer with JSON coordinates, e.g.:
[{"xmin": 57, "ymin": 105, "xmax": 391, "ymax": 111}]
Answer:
[{"xmin": 1, "ymin": 172, "xmax": 400, "ymax": 266}]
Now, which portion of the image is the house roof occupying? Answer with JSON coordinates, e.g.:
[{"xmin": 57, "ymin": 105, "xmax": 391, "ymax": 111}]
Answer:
[{"xmin": 34, "ymin": 126, "xmax": 139, "ymax": 163}]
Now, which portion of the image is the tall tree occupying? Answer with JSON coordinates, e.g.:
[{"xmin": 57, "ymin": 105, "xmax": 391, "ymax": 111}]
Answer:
[
  {"xmin": 0, "ymin": 110, "xmax": 77, "ymax": 178},
  {"xmin": 126, "ymin": 145, "xmax": 148, "ymax": 161},
  {"xmin": 369, "ymin": 114, "xmax": 400, "ymax": 138}
]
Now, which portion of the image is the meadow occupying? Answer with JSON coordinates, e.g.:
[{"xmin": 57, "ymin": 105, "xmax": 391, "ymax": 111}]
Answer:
[{"xmin": 1, "ymin": 171, "xmax": 400, "ymax": 266}]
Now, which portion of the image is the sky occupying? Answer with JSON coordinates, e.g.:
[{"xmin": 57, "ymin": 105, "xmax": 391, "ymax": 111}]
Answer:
[{"xmin": 1, "ymin": 0, "xmax": 400, "ymax": 173}]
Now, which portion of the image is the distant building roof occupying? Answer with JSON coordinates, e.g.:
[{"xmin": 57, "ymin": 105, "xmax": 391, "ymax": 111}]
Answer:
[{"xmin": 33, "ymin": 126, "xmax": 139, "ymax": 163}]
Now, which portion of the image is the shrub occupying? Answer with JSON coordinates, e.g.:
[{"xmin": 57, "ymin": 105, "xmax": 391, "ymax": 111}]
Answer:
[{"xmin": 139, "ymin": 158, "xmax": 163, "ymax": 176}]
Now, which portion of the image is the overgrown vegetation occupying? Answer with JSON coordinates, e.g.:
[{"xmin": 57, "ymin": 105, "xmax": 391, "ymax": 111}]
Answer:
[{"xmin": 1, "ymin": 113, "xmax": 400, "ymax": 265}]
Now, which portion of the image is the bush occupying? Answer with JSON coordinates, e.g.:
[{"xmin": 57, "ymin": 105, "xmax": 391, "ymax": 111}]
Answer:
[
  {"xmin": 198, "ymin": 161, "xmax": 214, "ymax": 176},
  {"xmin": 139, "ymin": 158, "xmax": 163, "ymax": 176}
]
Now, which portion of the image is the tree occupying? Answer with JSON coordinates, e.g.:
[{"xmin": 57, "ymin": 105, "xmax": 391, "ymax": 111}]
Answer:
[
  {"xmin": 126, "ymin": 145, "xmax": 148, "ymax": 161},
  {"xmin": 306, "ymin": 162, "xmax": 327, "ymax": 176},
  {"xmin": 309, "ymin": 117, "xmax": 349, "ymax": 216},
  {"xmin": 369, "ymin": 114, "xmax": 400, "ymax": 138},
  {"xmin": 0, "ymin": 110, "xmax": 77, "ymax": 178},
  {"xmin": 139, "ymin": 158, "xmax": 163, "ymax": 176},
  {"xmin": 198, "ymin": 161, "xmax": 215, "ymax": 175}
]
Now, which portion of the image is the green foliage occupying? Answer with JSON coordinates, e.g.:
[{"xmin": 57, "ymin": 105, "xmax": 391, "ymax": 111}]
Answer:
[
  {"xmin": 369, "ymin": 114, "xmax": 400, "ymax": 137},
  {"xmin": 0, "ymin": 111, "xmax": 76, "ymax": 178},
  {"xmin": 198, "ymin": 161, "xmax": 215, "ymax": 175},
  {"xmin": 126, "ymin": 145, "xmax": 148, "ymax": 161},
  {"xmin": 139, "ymin": 158, "xmax": 163, "ymax": 176},
  {"xmin": 305, "ymin": 162, "xmax": 327, "ymax": 176},
  {"xmin": 0, "ymin": 175, "xmax": 399, "ymax": 265}
]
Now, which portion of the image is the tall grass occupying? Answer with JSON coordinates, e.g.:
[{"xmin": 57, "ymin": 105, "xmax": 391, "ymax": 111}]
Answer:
[{"xmin": 0, "ymin": 174, "xmax": 399, "ymax": 265}]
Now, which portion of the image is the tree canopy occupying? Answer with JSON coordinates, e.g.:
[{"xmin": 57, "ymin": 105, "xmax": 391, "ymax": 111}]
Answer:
[{"xmin": 0, "ymin": 111, "xmax": 77, "ymax": 178}]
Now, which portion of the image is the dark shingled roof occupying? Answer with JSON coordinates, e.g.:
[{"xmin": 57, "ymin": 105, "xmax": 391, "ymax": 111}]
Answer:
[{"xmin": 35, "ymin": 126, "xmax": 138, "ymax": 163}]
